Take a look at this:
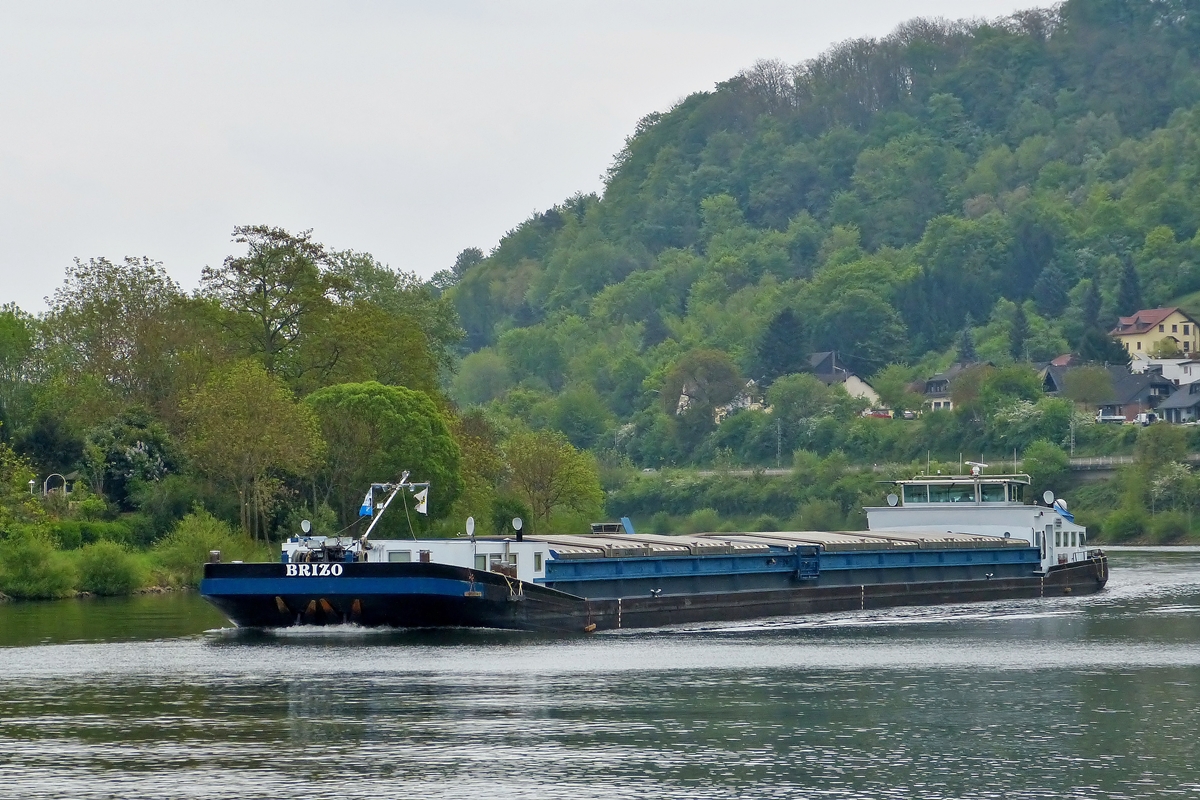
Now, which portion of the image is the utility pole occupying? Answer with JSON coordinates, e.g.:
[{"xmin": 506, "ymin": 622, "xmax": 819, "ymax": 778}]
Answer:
[{"xmin": 775, "ymin": 418, "xmax": 782, "ymax": 468}]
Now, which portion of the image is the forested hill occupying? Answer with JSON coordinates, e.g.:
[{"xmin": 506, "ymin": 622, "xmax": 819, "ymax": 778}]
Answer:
[{"xmin": 444, "ymin": 0, "xmax": 1200, "ymax": 461}]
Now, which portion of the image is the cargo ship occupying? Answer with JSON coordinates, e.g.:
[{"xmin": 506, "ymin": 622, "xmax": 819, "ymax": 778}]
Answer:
[{"xmin": 200, "ymin": 470, "xmax": 1108, "ymax": 632}]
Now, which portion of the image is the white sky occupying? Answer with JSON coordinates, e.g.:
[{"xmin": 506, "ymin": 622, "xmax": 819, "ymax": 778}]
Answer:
[{"xmin": 0, "ymin": 1, "xmax": 1036, "ymax": 312}]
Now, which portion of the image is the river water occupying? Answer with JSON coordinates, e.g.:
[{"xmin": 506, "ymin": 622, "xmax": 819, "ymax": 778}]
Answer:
[{"xmin": 1, "ymin": 548, "xmax": 1199, "ymax": 799}]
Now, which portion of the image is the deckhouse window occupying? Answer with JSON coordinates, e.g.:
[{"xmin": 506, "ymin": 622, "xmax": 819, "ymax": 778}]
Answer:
[
  {"xmin": 903, "ymin": 485, "xmax": 928, "ymax": 503},
  {"xmin": 980, "ymin": 483, "xmax": 1006, "ymax": 503},
  {"xmin": 388, "ymin": 550, "xmax": 412, "ymax": 563},
  {"xmin": 928, "ymin": 484, "xmax": 974, "ymax": 503},
  {"xmin": 1008, "ymin": 484, "xmax": 1025, "ymax": 503}
]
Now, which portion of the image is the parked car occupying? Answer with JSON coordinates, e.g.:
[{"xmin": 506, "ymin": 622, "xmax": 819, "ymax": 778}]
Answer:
[{"xmin": 1095, "ymin": 412, "xmax": 1126, "ymax": 423}]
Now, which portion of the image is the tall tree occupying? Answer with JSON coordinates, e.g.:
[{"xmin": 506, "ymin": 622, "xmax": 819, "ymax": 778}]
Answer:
[
  {"xmin": 757, "ymin": 308, "xmax": 808, "ymax": 382},
  {"xmin": 503, "ymin": 430, "xmax": 603, "ymax": 532},
  {"xmin": 305, "ymin": 381, "xmax": 462, "ymax": 527},
  {"xmin": 325, "ymin": 250, "xmax": 463, "ymax": 375},
  {"xmin": 1082, "ymin": 278, "xmax": 1102, "ymax": 330},
  {"xmin": 1010, "ymin": 304, "xmax": 1029, "ymax": 361},
  {"xmin": 44, "ymin": 257, "xmax": 185, "ymax": 405},
  {"xmin": 958, "ymin": 314, "xmax": 978, "ymax": 362},
  {"xmin": 1033, "ymin": 263, "xmax": 1070, "ymax": 318},
  {"xmin": 200, "ymin": 226, "xmax": 336, "ymax": 377},
  {"xmin": 1117, "ymin": 258, "xmax": 1143, "ymax": 315},
  {"xmin": 182, "ymin": 361, "xmax": 325, "ymax": 540}
]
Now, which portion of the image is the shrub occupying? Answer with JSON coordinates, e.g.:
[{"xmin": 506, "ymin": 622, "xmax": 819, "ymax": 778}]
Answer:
[
  {"xmin": 0, "ymin": 535, "xmax": 77, "ymax": 599},
  {"xmin": 684, "ymin": 508, "xmax": 721, "ymax": 534},
  {"xmin": 52, "ymin": 522, "xmax": 83, "ymax": 550},
  {"xmin": 75, "ymin": 496, "xmax": 108, "ymax": 521},
  {"xmin": 649, "ymin": 511, "xmax": 672, "ymax": 534},
  {"xmin": 751, "ymin": 514, "xmax": 781, "ymax": 532},
  {"xmin": 77, "ymin": 541, "xmax": 142, "ymax": 596},
  {"xmin": 75, "ymin": 520, "xmax": 135, "ymax": 546},
  {"xmin": 794, "ymin": 499, "xmax": 843, "ymax": 531},
  {"xmin": 153, "ymin": 510, "xmax": 263, "ymax": 587},
  {"xmin": 1149, "ymin": 512, "xmax": 1189, "ymax": 545},
  {"xmin": 1103, "ymin": 506, "xmax": 1147, "ymax": 542}
]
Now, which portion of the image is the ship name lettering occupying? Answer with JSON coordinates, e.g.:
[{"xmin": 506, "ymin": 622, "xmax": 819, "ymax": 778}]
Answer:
[{"xmin": 284, "ymin": 563, "xmax": 344, "ymax": 577}]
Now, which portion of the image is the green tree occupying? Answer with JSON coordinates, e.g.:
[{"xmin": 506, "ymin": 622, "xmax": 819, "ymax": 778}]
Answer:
[
  {"xmin": 503, "ymin": 430, "xmax": 603, "ymax": 532},
  {"xmin": 182, "ymin": 361, "xmax": 325, "ymax": 539},
  {"xmin": 1023, "ymin": 440, "xmax": 1070, "ymax": 496},
  {"xmin": 767, "ymin": 373, "xmax": 834, "ymax": 425},
  {"xmin": 550, "ymin": 386, "xmax": 612, "ymax": 450},
  {"xmin": 305, "ymin": 382, "xmax": 462, "ymax": 525},
  {"xmin": 1117, "ymin": 258, "xmax": 1143, "ymax": 315},
  {"xmin": 44, "ymin": 256, "xmax": 186, "ymax": 407},
  {"xmin": 1061, "ymin": 366, "xmax": 1115, "ymax": 407},
  {"xmin": 1135, "ymin": 424, "xmax": 1189, "ymax": 470},
  {"xmin": 326, "ymin": 249, "xmax": 463, "ymax": 375},
  {"xmin": 813, "ymin": 290, "xmax": 907, "ymax": 376},
  {"xmin": 451, "ymin": 350, "xmax": 512, "ymax": 406},
  {"xmin": 1010, "ymin": 304, "xmax": 1029, "ymax": 361},
  {"xmin": 871, "ymin": 364, "xmax": 923, "ymax": 412},
  {"xmin": 662, "ymin": 349, "xmax": 744, "ymax": 453},
  {"xmin": 958, "ymin": 315, "xmax": 978, "ymax": 362},
  {"xmin": 757, "ymin": 308, "xmax": 808, "ymax": 382},
  {"xmin": 200, "ymin": 226, "xmax": 336, "ymax": 377},
  {"xmin": 1033, "ymin": 263, "xmax": 1070, "ymax": 318}
]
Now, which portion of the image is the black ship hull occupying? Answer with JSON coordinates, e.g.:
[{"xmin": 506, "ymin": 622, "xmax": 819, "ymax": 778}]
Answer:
[{"xmin": 200, "ymin": 554, "xmax": 1109, "ymax": 633}]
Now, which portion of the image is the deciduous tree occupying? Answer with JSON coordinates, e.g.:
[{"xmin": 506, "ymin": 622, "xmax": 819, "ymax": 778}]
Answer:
[
  {"xmin": 305, "ymin": 382, "xmax": 461, "ymax": 526},
  {"xmin": 182, "ymin": 361, "xmax": 324, "ymax": 539},
  {"xmin": 503, "ymin": 430, "xmax": 603, "ymax": 532}
]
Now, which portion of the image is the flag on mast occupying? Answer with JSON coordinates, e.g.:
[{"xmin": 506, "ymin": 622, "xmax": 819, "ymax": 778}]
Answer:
[
  {"xmin": 358, "ymin": 488, "xmax": 374, "ymax": 517},
  {"xmin": 413, "ymin": 488, "xmax": 429, "ymax": 515}
]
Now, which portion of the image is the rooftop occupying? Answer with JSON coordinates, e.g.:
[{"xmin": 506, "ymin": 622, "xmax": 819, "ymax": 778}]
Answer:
[{"xmin": 1111, "ymin": 307, "xmax": 1193, "ymax": 336}]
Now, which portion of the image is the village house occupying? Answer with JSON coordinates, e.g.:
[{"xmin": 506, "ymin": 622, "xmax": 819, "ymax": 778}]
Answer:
[
  {"xmin": 1110, "ymin": 307, "xmax": 1200, "ymax": 357},
  {"xmin": 1092, "ymin": 366, "xmax": 1175, "ymax": 422},
  {"xmin": 921, "ymin": 363, "xmax": 974, "ymax": 410},
  {"xmin": 1157, "ymin": 382, "xmax": 1200, "ymax": 423},
  {"xmin": 808, "ymin": 352, "xmax": 880, "ymax": 406},
  {"xmin": 1128, "ymin": 354, "xmax": 1200, "ymax": 386}
]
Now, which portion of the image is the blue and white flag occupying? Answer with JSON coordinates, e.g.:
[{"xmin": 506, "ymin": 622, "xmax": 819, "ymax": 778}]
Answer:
[{"xmin": 358, "ymin": 488, "xmax": 374, "ymax": 517}]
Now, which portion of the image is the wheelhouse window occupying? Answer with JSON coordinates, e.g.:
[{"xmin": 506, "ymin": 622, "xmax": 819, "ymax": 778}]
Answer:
[
  {"xmin": 928, "ymin": 484, "xmax": 975, "ymax": 503},
  {"xmin": 1008, "ymin": 484, "xmax": 1025, "ymax": 503},
  {"xmin": 903, "ymin": 485, "xmax": 929, "ymax": 504},
  {"xmin": 980, "ymin": 483, "xmax": 1006, "ymax": 503}
]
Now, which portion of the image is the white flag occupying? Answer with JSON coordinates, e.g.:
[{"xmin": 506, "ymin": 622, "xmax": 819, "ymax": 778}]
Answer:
[{"xmin": 413, "ymin": 488, "xmax": 428, "ymax": 515}]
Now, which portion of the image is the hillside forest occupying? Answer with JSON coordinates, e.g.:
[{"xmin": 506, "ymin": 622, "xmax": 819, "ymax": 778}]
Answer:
[{"xmin": 3, "ymin": 0, "xmax": 1200, "ymax": 598}]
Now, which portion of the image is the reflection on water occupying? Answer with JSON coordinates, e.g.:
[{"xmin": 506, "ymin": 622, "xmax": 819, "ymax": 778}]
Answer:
[{"xmin": 1, "ymin": 549, "xmax": 1200, "ymax": 799}]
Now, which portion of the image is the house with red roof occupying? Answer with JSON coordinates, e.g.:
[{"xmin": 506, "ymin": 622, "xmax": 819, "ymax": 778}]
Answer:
[{"xmin": 1110, "ymin": 307, "xmax": 1200, "ymax": 357}]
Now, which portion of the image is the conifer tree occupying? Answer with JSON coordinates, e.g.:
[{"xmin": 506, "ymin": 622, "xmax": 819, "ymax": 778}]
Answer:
[
  {"xmin": 1033, "ymin": 263, "xmax": 1070, "ymax": 318},
  {"xmin": 1082, "ymin": 279, "xmax": 1102, "ymax": 330},
  {"xmin": 757, "ymin": 308, "xmax": 807, "ymax": 383},
  {"xmin": 1118, "ymin": 259, "xmax": 1143, "ymax": 315},
  {"xmin": 957, "ymin": 315, "xmax": 977, "ymax": 363},
  {"xmin": 1010, "ymin": 305, "xmax": 1029, "ymax": 361}
]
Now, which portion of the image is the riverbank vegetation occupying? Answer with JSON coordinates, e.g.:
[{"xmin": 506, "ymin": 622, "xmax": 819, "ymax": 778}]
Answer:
[{"xmin": 8, "ymin": 0, "xmax": 1200, "ymax": 599}]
